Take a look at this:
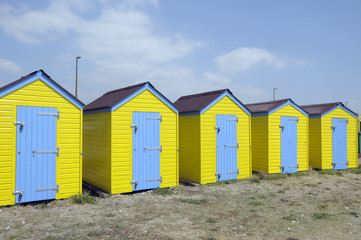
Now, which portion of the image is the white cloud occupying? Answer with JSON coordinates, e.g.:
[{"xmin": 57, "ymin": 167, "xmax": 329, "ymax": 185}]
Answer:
[
  {"xmin": 0, "ymin": 1, "xmax": 81, "ymax": 44},
  {"xmin": 0, "ymin": 58, "xmax": 22, "ymax": 74},
  {"xmin": 215, "ymin": 47, "xmax": 305, "ymax": 74},
  {"xmin": 0, "ymin": 1, "xmax": 269, "ymax": 104}
]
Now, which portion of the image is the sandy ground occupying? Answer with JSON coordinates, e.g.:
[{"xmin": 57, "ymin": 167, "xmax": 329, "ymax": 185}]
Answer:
[{"xmin": 1, "ymin": 168, "xmax": 361, "ymax": 240}]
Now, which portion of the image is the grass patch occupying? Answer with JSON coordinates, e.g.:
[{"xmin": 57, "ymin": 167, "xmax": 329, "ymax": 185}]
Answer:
[
  {"xmin": 115, "ymin": 224, "xmax": 126, "ymax": 231},
  {"xmin": 318, "ymin": 169, "xmax": 335, "ymax": 175},
  {"xmin": 318, "ymin": 203, "xmax": 328, "ymax": 210},
  {"xmin": 283, "ymin": 213, "xmax": 297, "ymax": 221},
  {"xmin": 88, "ymin": 231, "xmax": 101, "ymax": 237},
  {"xmin": 105, "ymin": 213, "xmax": 115, "ymax": 217},
  {"xmin": 291, "ymin": 172, "xmax": 309, "ymax": 177},
  {"xmin": 249, "ymin": 201, "xmax": 263, "ymax": 206},
  {"xmin": 180, "ymin": 198, "xmax": 208, "ymax": 205},
  {"xmin": 265, "ymin": 174, "xmax": 288, "ymax": 180},
  {"xmin": 152, "ymin": 187, "xmax": 173, "ymax": 196},
  {"xmin": 37, "ymin": 202, "xmax": 48, "ymax": 209},
  {"xmin": 206, "ymin": 218, "xmax": 217, "ymax": 223},
  {"xmin": 312, "ymin": 212, "xmax": 331, "ymax": 220},
  {"xmin": 71, "ymin": 191, "xmax": 97, "ymax": 205},
  {"xmin": 249, "ymin": 178, "xmax": 261, "ymax": 183},
  {"xmin": 348, "ymin": 168, "xmax": 361, "ymax": 174},
  {"xmin": 304, "ymin": 183, "xmax": 318, "ymax": 187}
]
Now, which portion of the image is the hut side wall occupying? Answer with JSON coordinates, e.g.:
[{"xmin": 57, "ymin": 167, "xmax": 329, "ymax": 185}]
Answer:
[
  {"xmin": 179, "ymin": 115, "xmax": 201, "ymax": 183},
  {"xmin": 250, "ymin": 116, "xmax": 269, "ymax": 172},
  {"xmin": 83, "ymin": 112, "xmax": 112, "ymax": 193},
  {"xmin": 309, "ymin": 117, "xmax": 322, "ymax": 169}
]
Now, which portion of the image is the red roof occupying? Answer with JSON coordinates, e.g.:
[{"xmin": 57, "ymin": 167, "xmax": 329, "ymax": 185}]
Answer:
[
  {"xmin": 301, "ymin": 102, "xmax": 344, "ymax": 115},
  {"xmin": 84, "ymin": 82, "xmax": 146, "ymax": 111},
  {"xmin": 174, "ymin": 89, "xmax": 229, "ymax": 113},
  {"xmin": 245, "ymin": 99, "xmax": 289, "ymax": 113}
]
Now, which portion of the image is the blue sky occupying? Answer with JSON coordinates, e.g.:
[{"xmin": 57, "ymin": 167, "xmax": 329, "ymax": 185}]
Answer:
[{"xmin": 0, "ymin": 0, "xmax": 360, "ymax": 113}]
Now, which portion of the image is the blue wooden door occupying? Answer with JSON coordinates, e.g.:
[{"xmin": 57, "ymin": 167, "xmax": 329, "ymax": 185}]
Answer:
[
  {"xmin": 15, "ymin": 106, "xmax": 58, "ymax": 203},
  {"xmin": 132, "ymin": 112, "xmax": 161, "ymax": 191},
  {"xmin": 332, "ymin": 118, "xmax": 348, "ymax": 170},
  {"xmin": 216, "ymin": 114, "xmax": 238, "ymax": 181},
  {"xmin": 280, "ymin": 116, "xmax": 298, "ymax": 174}
]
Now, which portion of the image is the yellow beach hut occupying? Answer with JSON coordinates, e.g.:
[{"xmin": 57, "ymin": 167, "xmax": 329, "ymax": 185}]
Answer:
[
  {"xmin": 0, "ymin": 70, "xmax": 84, "ymax": 206},
  {"xmin": 174, "ymin": 89, "xmax": 252, "ymax": 184},
  {"xmin": 83, "ymin": 82, "xmax": 178, "ymax": 194},
  {"xmin": 245, "ymin": 99, "xmax": 309, "ymax": 174},
  {"xmin": 301, "ymin": 102, "xmax": 358, "ymax": 170}
]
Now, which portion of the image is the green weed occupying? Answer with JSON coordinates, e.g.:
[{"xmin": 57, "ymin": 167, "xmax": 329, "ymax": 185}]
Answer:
[
  {"xmin": 249, "ymin": 178, "xmax": 261, "ymax": 183},
  {"xmin": 312, "ymin": 212, "xmax": 331, "ymax": 220},
  {"xmin": 115, "ymin": 224, "xmax": 126, "ymax": 231},
  {"xmin": 88, "ymin": 231, "xmax": 101, "ymax": 237},
  {"xmin": 206, "ymin": 218, "xmax": 217, "ymax": 223},
  {"xmin": 180, "ymin": 198, "xmax": 208, "ymax": 205},
  {"xmin": 318, "ymin": 169, "xmax": 335, "ymax": 175},
  {"xmin": 318, "ymin": 204, "xmax": 328, "ymax": 210},
  {"xmin": 283, "ymin": 213, "xmax": 297, "ymax": 221},
  {"xmin": 71, "ymin": 191, "xmax": 97, "ymax": 205},
  {"xmin": 152, "ymin": 187, "xmax": 173, "ymax": 196},
  {"xmin": 249, "ymin": 201, "xmax": 263, "ymax": 206}
]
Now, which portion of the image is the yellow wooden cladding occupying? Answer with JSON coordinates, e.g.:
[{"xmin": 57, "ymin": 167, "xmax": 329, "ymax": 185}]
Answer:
[
  {"xmin": 308, "ymin": 107, "xmax": 358, "ymax": 169},
  {"xmin": 251, "ymin": 104, "xmax": 309, "ymax": 174},
  {"xmin": 179, "ymin": 95, "xmax": 252, "ymax": 184},
  {"xmin": 83, "ymin": 112, "xmax": 112, "ymax": 193},
  {"xmin": 83, "ymin": 89, "xmax": 178, "ymax": 194},
  {"xmin": 179, "ymin": 115, "xmax": 201, "ymax": 183},
  {"xmin": 250, "ymin": 116, "xmax": 268, "ymax": 172},
  {"xmin": 0, "ymin": 79, "xmax": 82, "ymax": 206},
  {"xmin": 268, "ymin": 104, "xmax": 309, "ymax": 173},
  {"xmin": 309, "ymin": 118, "xmax": 322, "ymax": 169}
]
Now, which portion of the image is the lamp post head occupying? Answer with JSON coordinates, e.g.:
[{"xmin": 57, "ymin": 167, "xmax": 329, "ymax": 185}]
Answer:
[{"xmin": 76, "ymin": 56, "xmax": 81, "ymax": 60}]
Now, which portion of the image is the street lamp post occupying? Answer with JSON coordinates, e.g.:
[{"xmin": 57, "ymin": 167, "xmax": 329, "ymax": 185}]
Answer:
[
  {"xmin": 273, "ymin": 88, "xmax": 277, "ymax": 101},
  {"xmin": 75, "ymin": 56, "xmax": 81, "ymax": 98}
]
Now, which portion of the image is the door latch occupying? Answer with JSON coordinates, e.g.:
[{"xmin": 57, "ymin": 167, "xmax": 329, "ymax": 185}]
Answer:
[
  {"xmin": 13, "ymin": 190, "xmax": 25, "ymax": 195},
  {"xmin": 14, "ymin": 121, "xmax": 26, "ymax": 130}
]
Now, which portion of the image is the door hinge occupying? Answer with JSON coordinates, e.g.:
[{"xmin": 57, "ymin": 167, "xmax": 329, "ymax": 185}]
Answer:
[
  {"xmin": 146, "ymin": 176, "xmax": 163, "ymax": 183},
  {"xmin": 215, "ymin": 126, "xmax": 221, "ymax": 131},
  {"xmin": 146, "ymin": 115, "xmax": 162, "ymax": 122},
  {"xmin": 226, "ymin": 117, "xmax": 238, "ymax": 122},
  {"xmin": 215, "ymin": 172, "xmax": 221, "ymax": 177},
  {"xmin": 288, "ymin": 118, "xmax": 299, "ymax": 122},
  {"xmin": 224, "ymin": 143, "xmax": 239, "ymax": 148},
  {"xmin": 279, "ymin": 125, "xmax": 285, "ymax": 130},
  {"xmin": 37, "ymin": 110, "xmax": 60, "ymax": 119},
  {"xmin": 32, "ymin": 147, "xmax": 60, "ymax": 157},
  {"xmin": 36, "ymin": 184, "xmax": 59, "ymax": 193},
  {"xmin": 331, "ymin": 126, "xmax": 336, "ymax": 130},
  {"xmin": 340, "ymin": 119, "xmax": 348, "ymax": 124},
  {"xmin": 280, "ymin": 166, "xmax": 285, "ymax": 172},
  {"xmin": 143, "ymin": 146, "xmax": 162, "ymax": 152},
  {"xmin": 227, "ymin": 169, "xmax": 239, "ymax": 175},
  {"xmin": 288, "ymin": 164, "xmax": 299, "ymax": 169}
]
